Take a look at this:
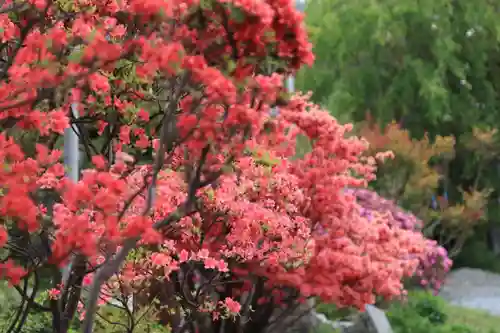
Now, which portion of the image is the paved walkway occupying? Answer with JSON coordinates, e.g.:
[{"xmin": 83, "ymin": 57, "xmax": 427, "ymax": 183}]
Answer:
[{"xmin": 439, "ymin": 268, "xmax": 500, "ymax": 315}]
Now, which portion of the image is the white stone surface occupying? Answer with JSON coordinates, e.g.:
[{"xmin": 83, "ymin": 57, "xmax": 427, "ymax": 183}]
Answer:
[{"xmin": 440, "ymin": 268, "xmax": 500, "ymax": 315}]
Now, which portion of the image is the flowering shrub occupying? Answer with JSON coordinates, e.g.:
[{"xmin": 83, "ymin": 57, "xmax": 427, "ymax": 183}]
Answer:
[
  {"xmin": 351, "ymin": 188, "xmax": 452, "ymax": 292},
  {"xmin": 0, "ymin": 1, "xmax": 428, "ymax": 332}
]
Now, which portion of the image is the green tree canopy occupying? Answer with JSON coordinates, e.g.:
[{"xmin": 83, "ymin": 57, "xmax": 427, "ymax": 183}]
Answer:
[{"xmin": 298, "ymin": 0, "xmax": 500, "ymax": 138}]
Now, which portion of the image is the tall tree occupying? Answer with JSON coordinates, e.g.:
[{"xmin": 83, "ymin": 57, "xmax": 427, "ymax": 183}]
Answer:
[{"xmin": 298, "ymin": 0, "xmax": 500, "ymax": 138}]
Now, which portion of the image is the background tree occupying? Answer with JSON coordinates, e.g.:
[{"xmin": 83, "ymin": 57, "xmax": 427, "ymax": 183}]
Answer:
[
  {"xmin": 357, "ymin": 120, "xmax": 490, "ymax": 256},
  {"xmin": 298, "ymin": 0, "xmax": 500, "ymax": 136}
]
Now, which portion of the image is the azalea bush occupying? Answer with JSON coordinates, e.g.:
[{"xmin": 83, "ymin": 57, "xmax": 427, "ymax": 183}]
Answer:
[
  {"xmin": 351, "ymin": 189, "xmax": 452, "ymax": 292},
  {"xmin": 0, "ymin": 0, "xmax": 430, "ymax": 333}
]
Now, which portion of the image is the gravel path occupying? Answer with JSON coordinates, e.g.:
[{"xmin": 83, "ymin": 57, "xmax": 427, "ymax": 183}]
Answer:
[{"xmin": 439, "ymin": 268, "xmax": 500, "ymax": 315}]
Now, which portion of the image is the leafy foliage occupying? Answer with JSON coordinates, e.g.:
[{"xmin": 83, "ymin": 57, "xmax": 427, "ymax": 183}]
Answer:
[
  {"xmin": 315, "ymin": 302, "xmax": 353, "ymax": 321},
  {"xmin": 315, "ymin": 291, "xmax": 484, "ymax": 333},
  {"xmin": 94, "ymin": 305, "xmax": 171, "ymax": 333},
  {"xmin": 387, "ymin": 291, "xmax": 477, "ymax": 333},
  {"xmin": 298, "ymin": 0, "xmax": 500, "ymax": 138}
]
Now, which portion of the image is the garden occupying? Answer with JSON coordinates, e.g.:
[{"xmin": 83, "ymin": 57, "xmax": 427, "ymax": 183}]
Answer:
[{"xmin": 1, "ymin": 0, "xmax": 500, "ymax": 332}]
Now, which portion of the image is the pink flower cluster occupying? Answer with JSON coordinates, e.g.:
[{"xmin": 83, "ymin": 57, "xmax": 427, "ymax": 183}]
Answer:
[{"xmin": 350, "ymin": 188, "xmax": 452, "ymax": 292}]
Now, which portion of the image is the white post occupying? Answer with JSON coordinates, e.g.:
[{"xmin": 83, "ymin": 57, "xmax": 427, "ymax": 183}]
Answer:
[
  {"xmin": 286, "ymin": 76, "xmax": 295, "ymax": 94},
  {"xmin": 288, "ymin": 0, "xmax": 306, "ymax": 94},
  {"xmin": 62, "ymin": 102, "xmax": 79, "ymax": 282},
  {"xmin": 64, "ymin": 103, "xmax": 80, "ymax": 182}
]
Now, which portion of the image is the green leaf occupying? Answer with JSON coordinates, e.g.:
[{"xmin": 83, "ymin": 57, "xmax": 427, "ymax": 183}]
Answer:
[
  {"xmin": 68, "ymin": 48, "xmax": 84, "ymax": 63},
  {"xmin": 229, "ymin": 6, "xmax": 246, "ymax": 24}
]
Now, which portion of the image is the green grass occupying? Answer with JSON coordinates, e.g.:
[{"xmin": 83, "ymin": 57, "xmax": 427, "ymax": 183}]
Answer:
[
  {"xmin": 445, "ymin": 303, "xmax": 500, "ymax": 333},
  {"xmin": 313, "ymin": 323, "xmax": 339, "ymax": 333}
]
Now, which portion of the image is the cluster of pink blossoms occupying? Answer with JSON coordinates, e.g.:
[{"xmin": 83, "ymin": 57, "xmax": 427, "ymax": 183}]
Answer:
[{"xmin": 351, "ymin": 188, "xmax": 452, "ymax": 292}]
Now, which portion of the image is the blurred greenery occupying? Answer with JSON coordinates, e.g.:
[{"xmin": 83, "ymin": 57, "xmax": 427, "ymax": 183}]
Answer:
[
  {"xmin": 313, "ymin": 323, "xmax": 340, "ymax": 333},
  {"xmin": 299, "ymin": 0, "xmax": 500, "ymax": 139},
  {"xmin": 0, "ymin": 281, "xmax": 170, "ymax": 333},
  {"xmin": 316, "ymin": 291, "xmax": 500, "ymax": 333},
  {"xmin": 453, "ymin": 235, "xmax": 500, "ymax": 273},
  {"xmin": 315, "ymin": 302, "xmax": 355, "ymax": 321}
]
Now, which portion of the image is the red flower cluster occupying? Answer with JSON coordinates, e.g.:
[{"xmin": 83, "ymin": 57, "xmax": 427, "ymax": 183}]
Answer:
[{"xmin": 97, "ymin": 96, "xmax": 427, "ymax": 312}]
